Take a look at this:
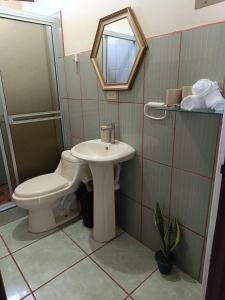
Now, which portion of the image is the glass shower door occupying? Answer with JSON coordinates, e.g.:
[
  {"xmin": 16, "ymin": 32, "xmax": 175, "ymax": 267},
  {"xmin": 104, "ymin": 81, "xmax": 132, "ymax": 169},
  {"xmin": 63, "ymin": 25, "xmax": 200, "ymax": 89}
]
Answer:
[{"xmin": 0, "ymin": 18, "xmax": 64, "ymax": 189}]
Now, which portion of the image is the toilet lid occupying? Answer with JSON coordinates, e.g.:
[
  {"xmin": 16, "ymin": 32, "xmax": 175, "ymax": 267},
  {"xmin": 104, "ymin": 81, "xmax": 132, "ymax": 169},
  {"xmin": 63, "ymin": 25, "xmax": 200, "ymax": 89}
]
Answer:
[{"xmin": 14, "ymin": 173, "xmax": 69, "ymax": 198}]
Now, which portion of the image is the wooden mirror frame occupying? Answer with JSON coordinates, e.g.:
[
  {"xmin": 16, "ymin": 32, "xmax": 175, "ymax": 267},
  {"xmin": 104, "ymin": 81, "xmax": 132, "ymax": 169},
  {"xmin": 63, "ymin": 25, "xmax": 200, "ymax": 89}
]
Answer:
[{"xmin": 90, "ymin": 7, "xmax": 148, "ymax": 91}]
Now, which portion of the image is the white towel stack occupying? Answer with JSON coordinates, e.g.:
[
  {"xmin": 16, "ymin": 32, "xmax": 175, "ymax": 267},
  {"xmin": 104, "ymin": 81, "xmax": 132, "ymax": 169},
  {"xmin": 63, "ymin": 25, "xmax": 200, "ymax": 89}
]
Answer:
[{"xmin": 181, "ymin": 79, "xmax": 225, "ymax": 113}]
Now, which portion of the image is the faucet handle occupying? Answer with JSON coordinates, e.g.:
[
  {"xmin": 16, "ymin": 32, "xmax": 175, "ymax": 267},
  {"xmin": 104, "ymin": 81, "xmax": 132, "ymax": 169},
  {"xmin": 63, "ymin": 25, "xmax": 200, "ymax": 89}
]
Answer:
[{"xmin": 100, "ymin": 123, "xmax": 114, "ymax": 131}]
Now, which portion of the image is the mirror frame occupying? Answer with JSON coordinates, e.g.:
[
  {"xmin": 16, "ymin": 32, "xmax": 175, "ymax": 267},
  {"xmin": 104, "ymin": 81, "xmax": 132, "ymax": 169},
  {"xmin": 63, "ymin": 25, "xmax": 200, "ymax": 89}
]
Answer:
[{"xmin": 90, "ymin": 7, "xmax": 148, "ymax": 91}]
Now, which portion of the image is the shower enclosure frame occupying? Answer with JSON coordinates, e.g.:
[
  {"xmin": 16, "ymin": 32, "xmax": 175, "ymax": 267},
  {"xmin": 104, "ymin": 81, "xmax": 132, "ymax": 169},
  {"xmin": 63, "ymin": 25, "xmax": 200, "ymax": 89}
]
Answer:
[{"xmin": 0, "ymin": 7, "xmax": 66, "ymax": 211}]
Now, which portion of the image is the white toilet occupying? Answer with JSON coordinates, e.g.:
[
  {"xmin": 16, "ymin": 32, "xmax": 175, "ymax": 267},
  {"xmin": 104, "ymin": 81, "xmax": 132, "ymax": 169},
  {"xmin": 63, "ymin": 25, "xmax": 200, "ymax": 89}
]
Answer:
[{"xmin": 12, "ymin": 150, "xmax": 90, "ymax": 233}]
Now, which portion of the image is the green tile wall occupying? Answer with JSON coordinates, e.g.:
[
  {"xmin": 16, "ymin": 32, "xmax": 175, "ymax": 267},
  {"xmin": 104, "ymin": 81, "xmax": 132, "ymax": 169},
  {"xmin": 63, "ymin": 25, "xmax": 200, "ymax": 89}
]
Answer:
[{"xmin": 63, "ymin": 21, "xmax": 224, "ymax": 281}]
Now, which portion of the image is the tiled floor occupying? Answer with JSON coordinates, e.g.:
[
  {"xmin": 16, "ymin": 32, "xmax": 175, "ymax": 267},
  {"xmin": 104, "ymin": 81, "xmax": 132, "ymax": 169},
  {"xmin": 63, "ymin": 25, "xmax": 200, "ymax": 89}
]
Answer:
[{"xmin": 0, "ymin": 217, "xmax": 201, "ymax": 300}]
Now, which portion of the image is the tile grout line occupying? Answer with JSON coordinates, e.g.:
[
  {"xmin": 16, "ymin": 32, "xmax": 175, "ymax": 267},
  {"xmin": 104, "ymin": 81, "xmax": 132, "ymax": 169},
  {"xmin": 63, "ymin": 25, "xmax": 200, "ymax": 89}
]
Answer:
[
  {"xmin": 89, "ymin": 256, "xmax": 130, "ymax": 296},
  {"xmin": 142, "ymin": 156, "xmax": 212, "ymax": 180},
  {"xmin": 180, "ymin": 224, "xmax": 205, "ymax": 239},
  {"xmin": 32, "ymin": 256, "xmax": 88, "ymax": 294},
  {"xmin": 0, "ymin": 233, "xmax": 37, "ymax": 300},
  {"xmin": 198, "ymin": 116, "xmax": 222, "ymax": 280},
  {"xmin": 169, "ymin": 31, "xmax": 182, "ymax": 220},
  {"xmin": 169, "ymin": 111, "xmax": 177, "ymax": 220},
  {"xmin": 128, "ymin": 267, "xmax": 158, "ymax": 297},
  {"xmin": 3, "ymin": 227, "xmax": 61, "ymax": 257},
  {"xmin": 0, "ymin": 253, "xmax": 10, "ymax": 261},
  {"xmin": 1, "ymin": 219, "xmax": 128, "ymax": 297},
  {"xmin": 61, "ymin": 228, "xmax": 162, "ymax": 298},
  {"xmin": 173, "ymin": 166, "xmax": 212, "ymax": 181},
  {"xmin": 176, "ymin": 31, "xmax": 183, "ymax": 89},
  {"xmin": 78, "ymin": 53, "xmax": 85, "ymax": 139},
  {"xmin": 140, "ymin": 55, "xmax": 146, "ymax": 242},
  {"xmin": 66, "ymin": 99, "xmax": 74, "ymax": 147},
  {"xmin": 61, "ymin": 226, "xmax": 125, "ymax": 256},
  {"xmin": 120, "ymin": 193, "xmax": 206, "ymax": 239},
  {"xmin": 61, "ymin": 228, "xmax": 130, "ymax": 296},
  {"xmin": 203, "ymin": 117, "xmax": 222, "ymax": 239},
  {"xmin": 96, "ymin": 78, "xmax": 101, "ymax": 133}
]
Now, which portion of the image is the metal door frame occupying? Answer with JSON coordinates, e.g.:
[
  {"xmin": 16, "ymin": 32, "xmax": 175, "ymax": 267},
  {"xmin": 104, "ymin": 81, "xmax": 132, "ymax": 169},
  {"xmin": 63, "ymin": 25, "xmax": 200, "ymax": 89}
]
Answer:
[
  {"xmin": 0, "ymin": 127, "xmax": 14, "ymax": 212},
  {"xmin": 0, "ymin": 7, "xmax": 66, "ymax": 207}
]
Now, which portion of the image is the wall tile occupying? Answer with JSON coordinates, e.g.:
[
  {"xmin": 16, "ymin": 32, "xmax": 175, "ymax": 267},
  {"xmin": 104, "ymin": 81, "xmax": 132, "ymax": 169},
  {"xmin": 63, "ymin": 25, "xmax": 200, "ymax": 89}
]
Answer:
[
  {"xmin": 174, "ymin": 113, "xmax": 220, "ymax": 177},
  {"xmin": 144, "ymin": 33, "xmax": 181, "ymax": 102},
  {"xmin": 117, "ymin": 194, "xmax": 141, "ymax": 241},
  {"xmin": 68, "ymin": 100, "xmax": 83, "ymax": 138},
  {"xmin": 71, "ymin": 136, "xmax": 84, "ymax": 147},
  {"xmin": 199, "ymin": 240, "xmax": 206, "ymax": 283},
  {"xmin": 119, "ymin": 103, "xmax": 143, "ymax": 155},
  {"xmin": 82, "ymin": 100, "xmax": 100, "ymax": 140},
  {"xmin": 79, "ymin": 51, "xmax": 98, "ymax": 100},
  {"xmin": 99, "ymin": 101, "xmax": 119, "ymax": 138},
  {"xmin": 52, "ymin": 13, "xmax": 64, "ymax": 58},
  {"xmin": 143, "ymin": 112, "xmax": 175, "ymax": 165},
  {"xmin": 178, "ymin": 23, "xmax": 225, "ymax": 87},
  {"xmin": 62, "ymin": 24, "xmax": 222, "ymax": 282},
  {"xmin": 174, "ymin": 226, "xmax": 204, "ymax": 280},
  {"xmin": 64, "ymin": 55, "xmax": 81, "ymax": 99},
  {"xmin": 120, "ymin": 155, "xmax": 142, "ymax": 203},
  {"xmin": 98, "ymin": 83, "xmax": 108, "ymax": 101},
  {"xmin": 57, "ymin": 58, "xmax": 68, "ymax": 99},
  {"xmin": 62, "ymin": 99, "xmax": 71, "ymax": 149},
  {"xmin": 143, "ymin": 159, "xmax": 171, "ymax": 216},
  {"xmin": 141, "ymin": 206, "xmax": 161, "ymax": 252},
  {"xmin": 171, "ymin": 169, "xmax": 211, "ymax": 235},
  {"xmin": 119, "ymin": 61, "xmax": 144, "ymax": 103}
]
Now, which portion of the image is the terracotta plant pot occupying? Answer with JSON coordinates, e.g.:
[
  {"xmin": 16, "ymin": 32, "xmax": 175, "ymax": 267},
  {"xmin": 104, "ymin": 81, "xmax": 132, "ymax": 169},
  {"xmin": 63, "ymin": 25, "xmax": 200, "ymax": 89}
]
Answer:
[{"xmin": 155, "ymin": 250, "xmax": 176, "ymax": 275}]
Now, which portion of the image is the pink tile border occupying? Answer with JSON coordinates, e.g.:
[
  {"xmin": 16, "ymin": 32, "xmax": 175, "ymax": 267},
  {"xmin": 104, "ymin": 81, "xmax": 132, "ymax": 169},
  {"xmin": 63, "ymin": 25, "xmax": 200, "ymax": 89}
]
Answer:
[{"xmin": 64, "ymin": 19, "xmax": 225, "ymax": 58}]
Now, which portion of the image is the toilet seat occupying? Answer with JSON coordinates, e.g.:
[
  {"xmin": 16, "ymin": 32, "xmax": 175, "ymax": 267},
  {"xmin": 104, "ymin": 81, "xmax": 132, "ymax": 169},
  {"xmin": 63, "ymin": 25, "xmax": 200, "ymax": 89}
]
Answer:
[{"xmin": 14, "ymin": 173, "xmax": 69, "ymax": 198}]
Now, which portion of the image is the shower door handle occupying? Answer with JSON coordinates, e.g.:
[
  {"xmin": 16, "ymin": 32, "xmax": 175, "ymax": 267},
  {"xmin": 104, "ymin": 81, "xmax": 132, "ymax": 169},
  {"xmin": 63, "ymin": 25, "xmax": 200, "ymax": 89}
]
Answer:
[{"xmin": 8, "ymin": 110, "xmax": 61, "ymax": 125}]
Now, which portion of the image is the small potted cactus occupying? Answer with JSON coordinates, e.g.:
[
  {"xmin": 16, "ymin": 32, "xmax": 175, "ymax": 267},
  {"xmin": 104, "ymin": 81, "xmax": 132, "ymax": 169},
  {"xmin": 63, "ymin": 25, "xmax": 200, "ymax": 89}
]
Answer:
[{"xmin": 154, "ymin": 202, "xmax": 181, "ymax": 275}]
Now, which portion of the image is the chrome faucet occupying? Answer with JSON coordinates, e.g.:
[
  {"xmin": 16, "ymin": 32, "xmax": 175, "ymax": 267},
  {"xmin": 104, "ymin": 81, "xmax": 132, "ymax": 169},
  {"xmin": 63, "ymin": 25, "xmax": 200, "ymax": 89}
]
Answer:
[{"xmin": 100, "ymin": 123, "xmax": 115, "ymax": 144}]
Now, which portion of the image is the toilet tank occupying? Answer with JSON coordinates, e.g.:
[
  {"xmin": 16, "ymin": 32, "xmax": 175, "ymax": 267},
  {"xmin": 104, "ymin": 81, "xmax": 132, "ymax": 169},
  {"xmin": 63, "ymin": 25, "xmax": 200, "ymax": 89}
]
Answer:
[{"xmin": 57, "ymin": 150, "xmax": 90, "ymax": 183}]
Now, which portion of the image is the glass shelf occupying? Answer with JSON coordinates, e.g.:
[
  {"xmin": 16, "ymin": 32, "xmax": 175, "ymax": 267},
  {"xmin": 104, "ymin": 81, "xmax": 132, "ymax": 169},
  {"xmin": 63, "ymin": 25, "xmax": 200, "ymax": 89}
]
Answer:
[{"xmin": 152, "ymin": 106, "xmax": 223, "ymax": 116}]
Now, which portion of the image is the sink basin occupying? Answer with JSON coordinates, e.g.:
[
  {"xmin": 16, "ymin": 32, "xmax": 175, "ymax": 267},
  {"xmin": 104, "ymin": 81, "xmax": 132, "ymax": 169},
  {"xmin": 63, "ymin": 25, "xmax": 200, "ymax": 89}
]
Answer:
[
  {"xmin": 71, "ymin": 139, "xmax": 135, "ymax": 164},
  {"xmin": 71, "ymin": 139, "xmax": 135, "ymax": 243}
]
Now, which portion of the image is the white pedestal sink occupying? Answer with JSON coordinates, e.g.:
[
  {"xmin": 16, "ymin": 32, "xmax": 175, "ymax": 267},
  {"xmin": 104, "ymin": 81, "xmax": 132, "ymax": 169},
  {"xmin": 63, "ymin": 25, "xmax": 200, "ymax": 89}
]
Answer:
[{"xmin": 71, "ymin": 139, "xmax": 135, "ymax": 243}]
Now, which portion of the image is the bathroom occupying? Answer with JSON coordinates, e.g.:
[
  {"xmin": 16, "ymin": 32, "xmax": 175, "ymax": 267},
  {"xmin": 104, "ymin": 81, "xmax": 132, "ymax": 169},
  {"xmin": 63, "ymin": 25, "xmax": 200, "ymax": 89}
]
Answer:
[{"xmin": 0, "ymin": 0, "xmax": 225, "ymax": 299}]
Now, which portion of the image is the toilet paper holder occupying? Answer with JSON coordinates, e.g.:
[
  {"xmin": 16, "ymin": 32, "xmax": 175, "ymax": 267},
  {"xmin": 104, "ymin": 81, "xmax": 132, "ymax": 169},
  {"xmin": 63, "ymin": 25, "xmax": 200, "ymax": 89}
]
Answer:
[{"xmin": 144, "ymin": 102, "xmax": 167, "ymax": 120}]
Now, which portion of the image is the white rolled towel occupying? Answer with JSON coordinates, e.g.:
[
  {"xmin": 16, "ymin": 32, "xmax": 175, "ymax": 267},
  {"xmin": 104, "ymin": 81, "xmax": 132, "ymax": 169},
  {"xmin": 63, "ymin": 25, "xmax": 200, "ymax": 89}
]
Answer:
[
  {"xmin": 192, "ymin": 79, "xmax": 225, "ymax": 113},
  {"xmin": 181, "ymin": 94, "xmax": 207, "ymax": 111}
]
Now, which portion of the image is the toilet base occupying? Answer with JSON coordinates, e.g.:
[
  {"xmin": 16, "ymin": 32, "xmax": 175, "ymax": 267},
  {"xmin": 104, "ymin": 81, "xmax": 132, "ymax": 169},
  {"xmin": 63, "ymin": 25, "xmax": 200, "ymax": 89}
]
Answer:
[
  {"xmin": 28, "ymin": 207, "xmax": 80, "ymax": 233},
  {"xmin": 29, "ymin": 208, "xmax": 56, "ymax": 233}
]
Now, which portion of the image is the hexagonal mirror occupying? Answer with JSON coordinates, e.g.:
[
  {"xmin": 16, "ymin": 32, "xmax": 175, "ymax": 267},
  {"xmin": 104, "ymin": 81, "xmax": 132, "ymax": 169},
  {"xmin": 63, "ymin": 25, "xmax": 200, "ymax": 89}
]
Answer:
[{"xmin": 91, "ymin": 7, "xmax": 148, "ymax": 90}]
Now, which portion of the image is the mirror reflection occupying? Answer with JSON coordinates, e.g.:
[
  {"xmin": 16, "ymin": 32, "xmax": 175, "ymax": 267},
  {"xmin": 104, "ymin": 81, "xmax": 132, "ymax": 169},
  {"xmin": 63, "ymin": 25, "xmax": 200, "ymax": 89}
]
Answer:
[{"xmin": 97, "ymin": 18, "xmax": 139, "ymax": 84}]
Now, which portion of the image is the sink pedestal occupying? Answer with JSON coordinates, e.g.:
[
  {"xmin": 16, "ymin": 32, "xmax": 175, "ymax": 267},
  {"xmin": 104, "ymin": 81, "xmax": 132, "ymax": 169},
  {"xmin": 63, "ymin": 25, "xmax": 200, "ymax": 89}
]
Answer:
[
  {"xmin": 71, "ymin": 139, "xmax": 135, "ymax": 243},
  {"xmin": 89, "ymin": 163, "xmax": 116, "ymax": 242}
]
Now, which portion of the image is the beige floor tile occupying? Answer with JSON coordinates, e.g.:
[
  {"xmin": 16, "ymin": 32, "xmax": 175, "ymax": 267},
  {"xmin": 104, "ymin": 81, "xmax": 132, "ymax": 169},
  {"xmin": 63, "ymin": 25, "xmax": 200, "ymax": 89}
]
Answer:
[
  {"xmin": 13, "ymin": 231, "xmax": 86, "ymax": 290},
  {"xmin": 35, "ymin": 258, "xmax": 126, "ymax": 300},
  {"xmin": 0, "ymin": 237, "xmax": 9, "ymax": 258},
  {"xmin": 132, "ymin": 267, "xmax": 201, "ymax": 300},
  {"xmin": 91, "ymin": 233, "xmax": 157, "ymax": 292},
  {"xmin": 0, "ymin": 217, "xmax": 55, "ymax": 252},
  {"xmin": 0, "ymin": 255, "xmax": 30, "ymax": 300}
]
